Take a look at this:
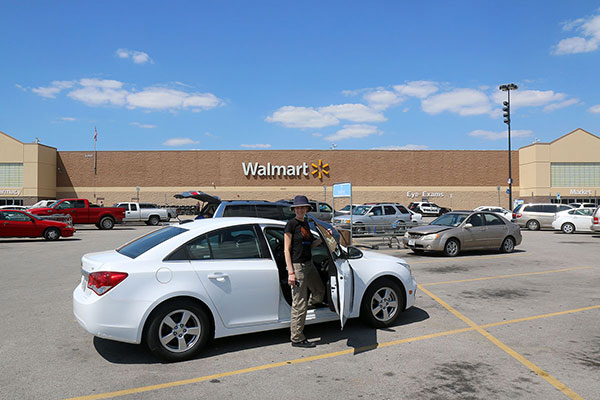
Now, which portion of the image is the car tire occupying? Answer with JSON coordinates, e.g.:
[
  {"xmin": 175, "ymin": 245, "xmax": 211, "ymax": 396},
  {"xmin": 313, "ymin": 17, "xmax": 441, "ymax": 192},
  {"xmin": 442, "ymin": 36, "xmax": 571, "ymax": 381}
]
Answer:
[
  {"xmin": 360, "ymin": 278, "xmax": 405, "ymax": 328},
  {"xmin": 148, "ymin": 215, "xmax": 160, "ymax": 226},
  {"xmin": 526, "ymin": 219, "xmax": 540, "ymax": 231},
  {"xmin": 146, "ymin": 300, "xmax": 211, "ymax": 362},
  {"xmin": 443, "ymin": 238, "xmax": 460, "ymax": 257},
  {"xmin": 353, "ymin": 223, "xmax": 366, "ymax": 235},
  {"xmin": 99, "ymin": 216, "xmax": 115, "ymax": 230},
  {"xmin": 500, "ymin": 236, "xmax": 515, "ymax": 253},
  {"xmin": 411, "ymin": 249, "xmax": 425, "ymax": 255},
  {"xmin": 561, "ymin": 223, "xmax": 575, "ymax": 234},
  {"xmin": 43, "ymin": 227, "xmax": 61, "ymax": 241}
]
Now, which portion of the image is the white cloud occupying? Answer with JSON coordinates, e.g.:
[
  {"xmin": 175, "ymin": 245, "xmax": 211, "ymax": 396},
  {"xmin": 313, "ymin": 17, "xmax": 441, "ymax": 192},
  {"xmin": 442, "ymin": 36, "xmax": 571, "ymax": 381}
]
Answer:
[
  {"xmin": 492, "ymin": 89, "xmax": 567, "ymax": 108},
  {"xmin": 325, "ymin": 124, "xmax": 380, "ymax": 141},
  {"xmin": 240, "ymin": 144, "xmax": 272, "ymax": 148},
  {"xmin": 60, "ymin": 117, "xmax": 77, "ymax": 121},
  {"xmin": 130, "ymin": 122, "xmax": 157, "ymax": 129},
  {"xmin": 543, "ymin": 98, "xmax": 579, "ymax": 112},
  {"xmin": 468, "ymin": 129, "xmax": 533, "ymax": 140},
  {"xmin": 394, "ymin": 80, "xmax": 439, "ymax": 98},
  {"xmin": 318, "ymin": 103, "xmax": 386, "ymax": 122},
  {"xmin": 163, "ymin": 137, "xmax": 200, "ymax": 146},
  {"xmin": 265, "ymin": 106, "xmax": 338, "ymax": 128},
  {"xmin": 589, "ymin": 104, "xmax": 600, "ymax": 114},
  {"xmin": 32, "ymin": 80, "xmax": 75, "ymax": 98},
  {"xmin": 116, "ymin": 48, "xmax": 152, "ymax": 64},
  {"xmin": 553, "ymin": 13, "xmax": 600, "ymax": 55},
  {"xmin": 362, "ymin": 90, "xmax": 402, "ymax": 110},
  {"xmin": 32, "ymin": 78, "xmax": 223, "ymax": 112},
  {"xmin": 371, "ymin": 144, "xmax": 429, "ymax": 150},
  {"xmin": 422, "ymin": 88, "xmax": 492, "ymax": 116}
]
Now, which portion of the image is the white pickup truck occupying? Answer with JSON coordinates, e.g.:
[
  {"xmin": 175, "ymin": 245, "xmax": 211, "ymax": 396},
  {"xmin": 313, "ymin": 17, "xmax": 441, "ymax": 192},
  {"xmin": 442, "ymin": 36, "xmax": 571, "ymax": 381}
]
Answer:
[{"xmin": 114, "ymin": 202, "xmax": 172, "ymax": 225}]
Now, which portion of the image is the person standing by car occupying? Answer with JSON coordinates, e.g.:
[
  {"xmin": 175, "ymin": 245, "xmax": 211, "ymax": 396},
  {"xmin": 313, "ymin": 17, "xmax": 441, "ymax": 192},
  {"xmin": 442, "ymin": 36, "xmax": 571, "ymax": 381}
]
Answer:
[{"xmin": 284, "ymin": 195, "xmax": 326, "ymax": 348}]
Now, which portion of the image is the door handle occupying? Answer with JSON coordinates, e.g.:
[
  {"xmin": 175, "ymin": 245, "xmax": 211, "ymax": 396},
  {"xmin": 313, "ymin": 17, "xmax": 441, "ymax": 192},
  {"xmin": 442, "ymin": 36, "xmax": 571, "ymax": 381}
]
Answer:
[{"xmin": 208, "ymin": 273, "xmax": 228, "ymax": 282}]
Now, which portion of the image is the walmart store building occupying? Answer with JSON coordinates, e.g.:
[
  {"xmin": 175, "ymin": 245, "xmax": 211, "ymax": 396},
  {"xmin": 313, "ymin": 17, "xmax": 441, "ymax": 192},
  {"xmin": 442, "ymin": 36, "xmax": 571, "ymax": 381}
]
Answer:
[{"xmin": 1, "ymin": 128, "xmax": 599, "ymax": 209}]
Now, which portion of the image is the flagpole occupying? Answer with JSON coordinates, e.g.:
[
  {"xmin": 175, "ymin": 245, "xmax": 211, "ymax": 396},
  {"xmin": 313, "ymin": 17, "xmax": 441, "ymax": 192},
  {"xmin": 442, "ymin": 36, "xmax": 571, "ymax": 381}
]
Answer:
[{"xmin": 94, "ymin": 127, "xmax": 97, "ymax": 175}]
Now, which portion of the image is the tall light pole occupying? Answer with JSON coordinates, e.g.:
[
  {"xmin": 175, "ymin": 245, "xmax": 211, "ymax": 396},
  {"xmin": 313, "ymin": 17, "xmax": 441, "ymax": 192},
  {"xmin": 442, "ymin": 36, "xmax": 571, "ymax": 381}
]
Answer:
[{"xmin": 499, "ymin": 83, "xmax": 518, "ymax": 210}]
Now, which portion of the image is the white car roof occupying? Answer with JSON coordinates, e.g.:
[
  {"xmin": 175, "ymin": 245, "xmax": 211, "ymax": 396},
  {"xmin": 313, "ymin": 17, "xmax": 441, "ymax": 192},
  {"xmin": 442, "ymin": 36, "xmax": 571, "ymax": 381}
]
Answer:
[{"xmin": 174, "ymin": 217, "xmax": 287, "ymax": 232}]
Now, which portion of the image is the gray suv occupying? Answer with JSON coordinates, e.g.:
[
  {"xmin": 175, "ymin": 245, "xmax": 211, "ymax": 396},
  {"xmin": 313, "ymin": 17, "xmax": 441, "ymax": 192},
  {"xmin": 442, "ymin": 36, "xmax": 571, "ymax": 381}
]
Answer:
[
  {"xmin": 332, "ymin": 203, "xmax": 412, "ymax": 234},
  {"xmin": 513, "ymin": 203, "xmax": 573, "ymax": 230}
]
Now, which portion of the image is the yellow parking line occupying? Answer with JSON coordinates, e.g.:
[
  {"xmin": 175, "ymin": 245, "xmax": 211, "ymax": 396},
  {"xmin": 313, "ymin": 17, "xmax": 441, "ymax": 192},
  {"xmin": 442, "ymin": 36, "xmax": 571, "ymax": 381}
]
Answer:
[
  {"xmin": 419, "ymin": 285, "xmax": 584, "ymax": 400},
  {"xmin": 421, "ymin": 266, "xmax": 592, "ymax": 286},
  {"xmin": 64, "ymin": 303, "xmax": 600, "ymax": 400}
]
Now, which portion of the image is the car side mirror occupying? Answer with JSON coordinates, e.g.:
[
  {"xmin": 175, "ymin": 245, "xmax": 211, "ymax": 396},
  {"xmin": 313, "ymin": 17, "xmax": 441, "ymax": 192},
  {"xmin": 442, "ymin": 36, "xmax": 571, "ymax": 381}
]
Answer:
[
  {"xmin": 368, "ymin": 212, "xmax": 375, "ymax": 216},
  {"xmin": 346, "ymin": 246, "xmax": 363, "ymax": 259},
  {"xmin": 464, "ymin": 223, "xmax": 473, "ymax": 229}
]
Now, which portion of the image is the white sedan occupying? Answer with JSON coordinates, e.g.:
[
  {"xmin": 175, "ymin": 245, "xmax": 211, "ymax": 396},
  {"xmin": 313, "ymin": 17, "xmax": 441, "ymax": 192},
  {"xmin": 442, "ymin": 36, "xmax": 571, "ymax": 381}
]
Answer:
[
  {"xmin": 552, "ymin": 208, "xmax": 594, "ymax": 233},
  {"xmin": 73, "ymin": 217, "xmax": 417, "ymax": 362},
  {"xmin": 473, "ymin": 206, "xmax": 512, "ymax": 220}
]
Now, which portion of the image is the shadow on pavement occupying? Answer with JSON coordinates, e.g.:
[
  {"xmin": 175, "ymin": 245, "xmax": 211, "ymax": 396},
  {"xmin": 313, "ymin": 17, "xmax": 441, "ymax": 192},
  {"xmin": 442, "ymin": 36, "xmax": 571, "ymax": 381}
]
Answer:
[
  {"xmin": 0, "ymin": 237, "xmax": 81, "ymax": 243},
  {"xmin": 93, "ymin": 306, "xmax": 430, "ymax": 364}
]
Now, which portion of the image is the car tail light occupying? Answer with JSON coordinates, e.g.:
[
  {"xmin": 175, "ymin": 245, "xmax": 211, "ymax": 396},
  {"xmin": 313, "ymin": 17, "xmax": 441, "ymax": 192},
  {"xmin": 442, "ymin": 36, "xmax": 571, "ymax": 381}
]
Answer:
[
  {"xmin": 513, "ymin": 213, "xmax": 522, "ymax": 219},
  {"xmin": 594, "ymin": 217, "xmax": 599, "ymax": 225},
  {"xmin": 87, "ymin": 271, "xmax": 128, "ymax": 296}
]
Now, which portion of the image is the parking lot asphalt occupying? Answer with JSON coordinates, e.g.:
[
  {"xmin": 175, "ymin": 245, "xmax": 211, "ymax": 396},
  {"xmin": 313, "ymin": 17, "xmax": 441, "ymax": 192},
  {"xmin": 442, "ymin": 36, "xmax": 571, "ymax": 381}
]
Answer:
[{"xmin": 0, "ymin": 224, "xmax": 598, "ymax": 400}]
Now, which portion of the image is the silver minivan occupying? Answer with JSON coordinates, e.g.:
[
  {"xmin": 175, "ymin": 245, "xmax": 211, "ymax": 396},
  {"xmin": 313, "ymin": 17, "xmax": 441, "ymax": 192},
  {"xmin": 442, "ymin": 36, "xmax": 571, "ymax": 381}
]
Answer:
[{"xmin": 513, "ymin": 203, "xmax": 573, "ymax": 230}]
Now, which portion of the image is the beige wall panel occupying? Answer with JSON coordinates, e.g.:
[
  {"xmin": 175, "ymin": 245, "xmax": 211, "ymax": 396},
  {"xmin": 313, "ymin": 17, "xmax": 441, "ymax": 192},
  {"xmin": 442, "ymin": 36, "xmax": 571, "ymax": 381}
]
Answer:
[
  {"xmin": 0, "ymin": 131, "xmax": 24, "ymax": 162},
  {"xmin": 549, "ymin": 129, "xmax": 600, "ymax": 162}
]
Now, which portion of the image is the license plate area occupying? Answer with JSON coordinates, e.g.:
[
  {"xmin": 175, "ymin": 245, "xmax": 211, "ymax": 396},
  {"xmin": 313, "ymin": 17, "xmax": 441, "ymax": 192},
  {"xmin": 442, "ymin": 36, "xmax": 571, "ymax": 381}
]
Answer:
[{"xmin": 81, "ymin": 270, "xmax": 90, "ymax": 291}]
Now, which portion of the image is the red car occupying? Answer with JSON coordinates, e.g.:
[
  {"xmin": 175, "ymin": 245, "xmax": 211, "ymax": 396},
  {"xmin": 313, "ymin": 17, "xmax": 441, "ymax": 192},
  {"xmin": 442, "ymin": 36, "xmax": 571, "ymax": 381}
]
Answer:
[{"xmin": 0, "ymin": 209, "xmax": 76, "ymax": 240}]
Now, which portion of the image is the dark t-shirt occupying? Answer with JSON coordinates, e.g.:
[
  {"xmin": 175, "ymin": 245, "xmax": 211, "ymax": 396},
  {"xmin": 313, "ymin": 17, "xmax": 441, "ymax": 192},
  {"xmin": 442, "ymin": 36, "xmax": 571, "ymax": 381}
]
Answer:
[{"xmin": 285, "ymin": 217, "xmax": 314, "ymax": 263}]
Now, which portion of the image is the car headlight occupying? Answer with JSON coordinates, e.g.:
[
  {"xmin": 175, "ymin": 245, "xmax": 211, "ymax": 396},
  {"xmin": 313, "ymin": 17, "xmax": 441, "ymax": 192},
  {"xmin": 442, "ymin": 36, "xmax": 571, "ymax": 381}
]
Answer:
[
  {"xmin": 423, "ymin": 233, "xmax": 439, "ymax": 241},
  {"xmin": 403, "ymin": 232, "xmax": 409, "ymax": 238},
  {"xmin": 397, "ymin": 261, "xmax": 412, "ymax": 275}
]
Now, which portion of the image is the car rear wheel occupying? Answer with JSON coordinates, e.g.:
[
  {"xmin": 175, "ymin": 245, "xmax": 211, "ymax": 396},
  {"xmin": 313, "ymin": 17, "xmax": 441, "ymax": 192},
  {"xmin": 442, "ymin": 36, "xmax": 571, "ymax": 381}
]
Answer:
[
  {"xmin": 561, "ymin": 223, "xmax": 575, "ymax": 234},
  {"xmin": 43, "ymin": 227, "xmax": 61, "ymax": 241},
  {"xmin": 146, "ymin": 300, "xmax": 211, "ymax": 362},
  {"xmin": 99, "ymin": 216, "xmax": 115, "ymax": 230},
  {"xmin": 443, "ymin": 238, "xmax": 460, "ymax": 257},
  {"xmin": 526, "ymin": 219, "xmax": 540, "ymax": 231},
  {"xmin": 360, "ymin": 278, "xmax": 404, "ymax": 328},
  {"xmin": 500, "ymin": 236, "xmax": 515, "ymax": 253},
  {"xmin": 148, "ymin": 215, "xmax": 160, "ymax": 226}
]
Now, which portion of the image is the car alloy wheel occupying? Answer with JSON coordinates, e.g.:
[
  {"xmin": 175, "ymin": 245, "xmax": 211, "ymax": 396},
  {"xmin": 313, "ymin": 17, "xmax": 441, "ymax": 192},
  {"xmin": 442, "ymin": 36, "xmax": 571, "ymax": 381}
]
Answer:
[
  {"xmin": 561, "ymin": 223, "xmax": 575, "ymax": 234},
  {"xmin": 146, "ymin": 300, "xmax": 211, "ymax": 362},
  {"xmin": 148, "ymin": 216, "xmax": 160, "ymax": 226},
  {"xmin": 360, "ymin": 278, "xmax": 404, "ymax": 328},
  {"xmin": 527, "ymin": 220, "xmax": 540, "ymax": 231},
  {"xmin": 443, "ymin": 239, "xmax": 460, "ymax": 257},
  {"xmin": 99, "ymin": 217, "xmax": 115, "ymax": 230},
  {"xmin": 44, "ymin": 228, "xmax": 60, "ymax": 241},
  {"xmin": 501, "ymin": 237, "xmax": 515, "ymax": 253}
]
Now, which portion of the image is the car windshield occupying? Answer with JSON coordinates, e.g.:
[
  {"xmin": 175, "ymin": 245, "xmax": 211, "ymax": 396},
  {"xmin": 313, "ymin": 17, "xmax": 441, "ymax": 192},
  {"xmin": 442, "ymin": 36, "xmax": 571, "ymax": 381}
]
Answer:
[
  {"xmin": 117, "ymin": 226, "xmax": 188, "ymax": 258},
  {"xmin": 431, "ymin": 213, "xmax": 468, "ymax": 227},
  {"xmin": 352, "ymin": 205, "xmax": 371, "ymax": 215}
]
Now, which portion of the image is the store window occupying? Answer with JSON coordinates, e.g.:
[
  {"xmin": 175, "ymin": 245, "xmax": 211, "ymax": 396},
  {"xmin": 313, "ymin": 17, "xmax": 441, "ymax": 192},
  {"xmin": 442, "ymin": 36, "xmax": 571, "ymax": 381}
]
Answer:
[
  {"xmin": 551, "ymin": 163, "xmax": 600, "ymax": 187},
  {"xmin": 0, "ymin": 163, "xmax": 24, "ymax": 187}
]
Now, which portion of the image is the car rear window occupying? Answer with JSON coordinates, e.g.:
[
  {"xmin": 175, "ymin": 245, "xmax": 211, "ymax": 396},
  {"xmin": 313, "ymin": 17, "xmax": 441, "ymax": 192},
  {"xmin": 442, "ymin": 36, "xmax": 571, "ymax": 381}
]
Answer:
[{"xmin": 117, "ymin": 226, "xmax": 187, "ymax": 258}]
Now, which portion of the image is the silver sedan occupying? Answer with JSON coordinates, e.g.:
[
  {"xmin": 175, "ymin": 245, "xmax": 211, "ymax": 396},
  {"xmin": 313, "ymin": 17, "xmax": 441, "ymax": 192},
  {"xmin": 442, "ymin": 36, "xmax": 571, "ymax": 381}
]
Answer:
[{"xmin": 402, "ymin": 211, "xmax": 522, "ymax": 257}]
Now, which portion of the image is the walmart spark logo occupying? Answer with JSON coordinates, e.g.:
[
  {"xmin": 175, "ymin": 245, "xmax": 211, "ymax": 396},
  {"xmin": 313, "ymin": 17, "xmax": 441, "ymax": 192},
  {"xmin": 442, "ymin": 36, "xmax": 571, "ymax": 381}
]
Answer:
[{"xmin": 311, "ymin": 159, "xmax": 330, "ymax": 179}]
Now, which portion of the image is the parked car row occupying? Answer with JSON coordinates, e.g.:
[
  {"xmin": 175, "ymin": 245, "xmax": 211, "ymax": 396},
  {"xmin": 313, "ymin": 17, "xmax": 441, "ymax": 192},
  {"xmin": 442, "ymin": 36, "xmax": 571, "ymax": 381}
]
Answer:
[{"xmin": 332, "ymin": 202, "xmax": 422, "ymax": 234}]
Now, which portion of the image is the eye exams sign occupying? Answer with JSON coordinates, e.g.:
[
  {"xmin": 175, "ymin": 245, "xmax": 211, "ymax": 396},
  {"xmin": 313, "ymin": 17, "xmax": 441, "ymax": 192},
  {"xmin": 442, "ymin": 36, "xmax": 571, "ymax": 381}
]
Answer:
[{"xmin": 242, "ymin": 162, "xmax": 309, "ymax": 177}]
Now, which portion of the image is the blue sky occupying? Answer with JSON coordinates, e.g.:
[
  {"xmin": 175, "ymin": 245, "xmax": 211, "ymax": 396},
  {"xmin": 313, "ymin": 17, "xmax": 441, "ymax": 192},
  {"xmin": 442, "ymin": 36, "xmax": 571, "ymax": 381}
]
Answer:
[{"xmin": 1, "ymin": 1, "xmax": 600, "ymax": 151}]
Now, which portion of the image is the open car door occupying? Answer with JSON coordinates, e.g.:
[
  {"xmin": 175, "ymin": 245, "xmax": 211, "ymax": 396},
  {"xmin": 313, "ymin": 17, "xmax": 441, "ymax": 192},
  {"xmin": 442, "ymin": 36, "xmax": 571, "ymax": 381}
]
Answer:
[{"xmin": 311, "ymin": 218, "xmax": 353, "ymax": 328}]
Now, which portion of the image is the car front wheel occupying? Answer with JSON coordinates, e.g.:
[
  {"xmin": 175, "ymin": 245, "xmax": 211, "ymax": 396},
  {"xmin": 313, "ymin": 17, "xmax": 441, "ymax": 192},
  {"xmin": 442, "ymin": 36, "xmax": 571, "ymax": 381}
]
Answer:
[
  {"xmin": 43, "ymin": 227, "xmax": 61, "ymax": 241},
  {"xmin": 526, "ymin": 219, "xmax": 540, "ymax": 231},
  {"xmin": 146, "ymin": 300, "xmax": 211, "ymax": 362},
  {"xmin": 443, "ymin": 238, "xmax": 460, "ymax": 257},
  {"xmin": 561, "ymin": 223, "xmax": 575, "ymax": 234},
  {"xmin": 360, "ymin": 278, "xmax": 405, "ymax": 328}
]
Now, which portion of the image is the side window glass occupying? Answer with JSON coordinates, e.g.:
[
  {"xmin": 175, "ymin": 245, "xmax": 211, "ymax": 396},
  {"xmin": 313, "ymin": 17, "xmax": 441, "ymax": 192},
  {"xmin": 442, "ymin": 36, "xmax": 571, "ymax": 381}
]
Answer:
[
  {"xmin": 5, "ymin": 211, "xmax": 31, "ymax": 222},
  {"xmin": 558, "ymin": 205, "xmax": 571, "ymax": 212},
  {"xmin": 223, "ymin": 205, "xmax": 257, "ymax": 217},
  {"xmin": 208, "ymin": 226, "xmax": 262, "ymax": 259},
  {"xmin": 255, "ymin": 205, "xmax": 281, "ymax": 220},
  {"xmin": 483, "ymin": 213, "xmax": 504, "ymax": 226},
  {"xmin": 130, "ymin": 204, "xmax": 138, "ymax": 211},
  {"xmin": 56, "ymin": 201, "xmax": 72, "ymax": 210},
  {"xmin": 281, "ymin": 206, "xmax": 295, "ymax": 220},
  {"xmin": 74, "ymin": 200, "xmax": 86, "ymax": 208},
  {"xmin": 384, "ymin": 206, "xmax": 397, "ymax": 215},
  {"xmin": 120, "ymin": 204, "xmax": 130, "ymax": 211},
  {"xmin": 308, "ymin": 202, "xmax": 317, "ymax": 212},
  {"xmin": 467, "ymin": 213, "xmax": 484, "ymax": 226},
  {"xmin": 542, "ymin": 205, "xmax": 557, "ymax": 213},
  {"xmin": 0, "ymin": 212, "xmax": 5, "ymax": 220},
  {"xmin": 186, "ymin": 235, "xmax": 211, "ymax": 260},
  {"xmin": 319, "ymin": 203, "xmax": 332, "ymax": 213},
  {"xmin": 371, "ymin": 206, "xmax": 383, "ymax": 216}
]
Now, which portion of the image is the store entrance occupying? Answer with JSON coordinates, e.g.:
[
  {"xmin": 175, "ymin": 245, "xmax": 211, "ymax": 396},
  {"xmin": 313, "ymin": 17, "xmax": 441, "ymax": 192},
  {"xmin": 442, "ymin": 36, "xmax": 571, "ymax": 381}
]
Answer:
[{"xmin": 0, "ymin": 198, "xmax": 24, "ymax": 206}]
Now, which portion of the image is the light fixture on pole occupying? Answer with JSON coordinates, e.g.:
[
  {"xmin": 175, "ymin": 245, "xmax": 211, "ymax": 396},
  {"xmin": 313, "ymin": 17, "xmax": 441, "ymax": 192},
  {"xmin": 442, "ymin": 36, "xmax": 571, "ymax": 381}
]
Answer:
[{"xmin": 499, "ymin": 83, "xmax": 518, "ymax": 210}]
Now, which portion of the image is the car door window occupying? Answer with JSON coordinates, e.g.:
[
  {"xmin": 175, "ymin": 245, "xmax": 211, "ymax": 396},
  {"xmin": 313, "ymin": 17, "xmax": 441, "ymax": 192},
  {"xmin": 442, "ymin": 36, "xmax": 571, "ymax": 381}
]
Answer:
[
  {"xmin": 185, "ymin": 234, "xmax": 212, "ymax": 260},
  {"xmin": 223, "ymin": 205, "xmax": 257, "ymax": 217},
  {"xmin": 542, "ymin": 205, "xmax": 557, "ymax": 213},
  {"xmin": 130, "ymin": 204, "xmax": 137, "ymax": 211},
  {"xmin": 466, "ymin": 213, "xmax": 484, "ymax": 226},
  {"xmin": 208, "ymin": 226, "xmax": 263, "ymax": 259},
  {"xmin": 397, "ymin": 205, "xmax": 409, "ymax": 214},
  {"xmin": 255, "ymin": 205, "xmax": 281, "ymax": 220},
  {"xmin": 56, "ymin": 201, "xmax": 73, "ymax": 210},
  {"xmin": 319, "ymin": 203, "xmax": 332, "ymax": 213},
  {"xmin": 371, "ymin": 206, "xmax": 383, "ymax": 216},
  {"xmin": 3, "ymin": 211, "xmax": 32, "ymax": 221},
  {"xmin": 119, "ymin": 203, "xmax": 130, "ymax": 211},
  {"xmin": 384, "ymin": 206, "xmax": 397, "ymax": 215},
  {"xmin": 558, "ymin": 205, "xmax": 572, "ymax": 212},
  {"xmin": 308, "ymin": 202, "xmax": 317, "ymax": 212},
  {"xmin": 576, "ymin": 209, "xmax": 592, "ymax": 216},
  {"xmin": 483, "ymin": 213, "xmax": 505, "ymax": 226},
  {"xmin": 73, "ymin": 200, "xmax": 86, "ymax": 208}
]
